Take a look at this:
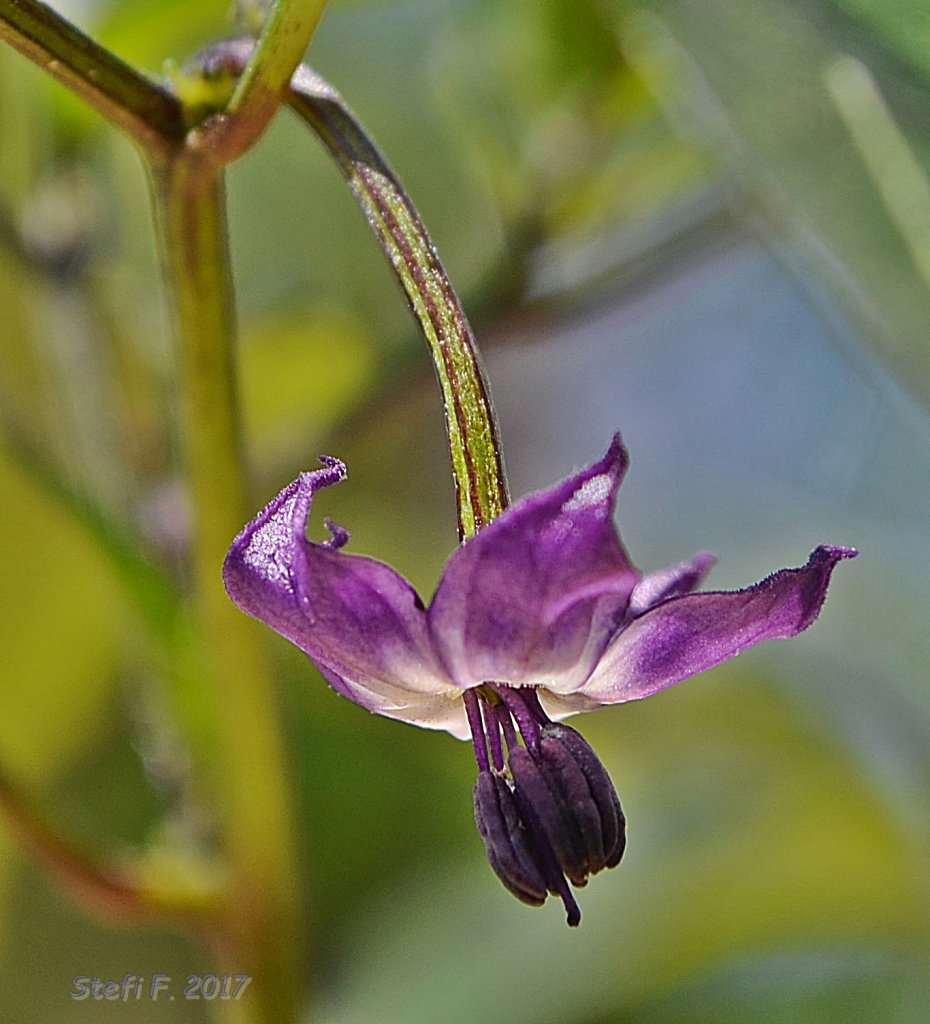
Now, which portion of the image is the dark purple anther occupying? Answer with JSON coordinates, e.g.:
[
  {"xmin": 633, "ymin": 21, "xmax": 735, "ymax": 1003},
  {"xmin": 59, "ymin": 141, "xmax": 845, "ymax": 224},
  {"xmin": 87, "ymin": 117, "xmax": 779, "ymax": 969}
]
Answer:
[
  {"xmin": 468, "ymin": 686, "xmax": 625, "ymax": 925},
  {"xmin": 473, "ymin": 771, "xmax": 548, "ymax": 906}
]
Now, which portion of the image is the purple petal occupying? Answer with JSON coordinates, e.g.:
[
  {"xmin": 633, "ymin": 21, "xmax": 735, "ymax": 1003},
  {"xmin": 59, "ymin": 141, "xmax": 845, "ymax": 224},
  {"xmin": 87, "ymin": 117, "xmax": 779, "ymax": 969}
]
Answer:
[
  {"xmin": 428, "ymin": 436, "xmax": 642, "ymax": 691},
  {"xmin": 627, "ymin": 552, "xmax": 717, "ymax": 618},
  {"xmin": 223, "ymin": 459, "xmax": 456, "ymax": 711},
  {"xmin": 577, "ymin": 545, "xmax": 857, "ymax": 704}
]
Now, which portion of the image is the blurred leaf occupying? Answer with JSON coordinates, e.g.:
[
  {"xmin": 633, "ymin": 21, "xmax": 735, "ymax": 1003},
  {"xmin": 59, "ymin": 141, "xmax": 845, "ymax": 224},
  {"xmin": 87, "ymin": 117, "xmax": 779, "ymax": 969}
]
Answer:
[
  {"xmin": 622, "ymin": 0, "xmax": 930, "ymax": 407},
  {"xmin": 0, "ymin": 49, "xmax": 56, "ymax": 200},
  {"xmin": 92, "ymin": 0, "xmax": 230, "ymax": 73},
  {"xmin": 286, "ymin": 649, "xmax": 468, "ymax": 937},
  {"xmin": 0, "ymin": 848, "xmax": 212, "ymax": 1023},
  {"xmin": 240, "ymin": 308, "xmax": 376, "ymax": 462},
  {"xmin": 0, "ymin": 446, "xmax": 127, "ymax": 784},
  {"xmin": 435, "ymin": 0, "xmax": 708, "ymax": 257},
  {"xmin": 629, "ymin": 947, "xmax": 930, "ymax": 1024},
  {"xmin": 828, "ymin": 0, "xmax": 930, "ymax": 84}
]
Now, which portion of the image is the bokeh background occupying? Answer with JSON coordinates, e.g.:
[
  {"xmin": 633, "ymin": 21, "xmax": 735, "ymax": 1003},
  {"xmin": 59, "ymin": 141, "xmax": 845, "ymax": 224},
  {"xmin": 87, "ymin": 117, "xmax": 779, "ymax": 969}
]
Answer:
[{"xmin": 1, "ymin": 0, "xmax": 929, "ymax": 1021}]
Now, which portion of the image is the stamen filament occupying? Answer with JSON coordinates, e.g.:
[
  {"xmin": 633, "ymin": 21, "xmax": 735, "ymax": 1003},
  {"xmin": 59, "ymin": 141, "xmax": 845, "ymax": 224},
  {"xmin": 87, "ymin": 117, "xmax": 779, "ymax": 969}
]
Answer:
[
  {"xmin": 464, "ymin": 688, "xmax": 490, "ymax": 774},
  {"xmin": 492, "ymin": 685, "xmax": 542, "ymax": 754},
  {"xmin": 482, "ymin": 701, "xmax": 505, "ymax": 773},
  {"xmin": 522, "ymin": 686, "xmax": 553, "ymax": 727},
  {"xmin": 495, "ymin": 702, "xmax": 520, "ymax": 753}
]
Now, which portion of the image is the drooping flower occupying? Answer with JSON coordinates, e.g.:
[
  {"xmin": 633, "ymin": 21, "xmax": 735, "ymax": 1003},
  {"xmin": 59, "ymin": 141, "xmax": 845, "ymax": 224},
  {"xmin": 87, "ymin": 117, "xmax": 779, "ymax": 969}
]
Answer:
[{"xmin": 223, "ymin": 436, "xmax": 855, "ymax": 924}]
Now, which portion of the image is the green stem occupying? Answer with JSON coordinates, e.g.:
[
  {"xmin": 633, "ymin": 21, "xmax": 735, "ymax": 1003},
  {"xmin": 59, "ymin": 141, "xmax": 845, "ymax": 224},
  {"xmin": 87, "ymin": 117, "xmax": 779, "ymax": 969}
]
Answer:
[
  {"xmin": 0, "ymin": 0, "xmax": 184, "ymax": 154},
  {"xmin": 190, "ymin": 0, "xmax": 330, "ymax": 170},
  {"xmin": 287, "ymin": 66, "xmax": 508, "ymax": 539},
  {"xmin": 228, "ymin": 0, "xmax": 328, "ymax": 119},
  {"xmin": 150, "ymin": 154, "xmax": 304, "ymax": 1024}
]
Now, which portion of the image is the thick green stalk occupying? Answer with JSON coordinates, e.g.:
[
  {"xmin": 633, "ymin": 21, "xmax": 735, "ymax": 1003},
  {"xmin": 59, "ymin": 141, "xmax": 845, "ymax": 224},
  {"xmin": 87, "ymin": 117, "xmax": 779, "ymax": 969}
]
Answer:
[
  {"xmin": 150, "ymin": 154, "xmax": 304, "ymax": 1024},
  {"xmin": 0, "ymin": 0, "xmax": 185, "ymax": 153},
  {"xmin": 287, "ymin": 66, "xmax": 508, "ymax": 539}
]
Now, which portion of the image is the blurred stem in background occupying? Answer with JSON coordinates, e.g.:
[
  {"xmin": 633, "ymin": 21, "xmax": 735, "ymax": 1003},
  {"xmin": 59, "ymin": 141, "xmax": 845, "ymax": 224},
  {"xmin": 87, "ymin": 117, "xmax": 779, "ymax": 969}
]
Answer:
[
  {"xmin": 0, "ymin": 1, "xmax": 329, "ymax": 1021},
  {"xmin": 149, "ymin": 156, "xmax": 304, "ymax": 1024},
  {"xmin": 826, "ymin": 54, "xmax": 930, "ymax": 291}
]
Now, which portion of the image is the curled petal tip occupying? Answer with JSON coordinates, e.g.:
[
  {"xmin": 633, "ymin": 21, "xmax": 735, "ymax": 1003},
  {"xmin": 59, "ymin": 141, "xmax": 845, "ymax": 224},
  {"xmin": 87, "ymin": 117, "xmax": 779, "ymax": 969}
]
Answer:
[
  {"xmin": 602, "ymin": 432, "xmax": 629, "ymax": 481},
  {"xmin": 815, "ymin": 544, "xmax": 858, "ymax": 561},
  {"xmin": 300, "ymin": 454, "xmax": 346, "ymax": 491},
  {"xmin": 318, "ymin": 454, "xmax": 346, "ymax": 472}
]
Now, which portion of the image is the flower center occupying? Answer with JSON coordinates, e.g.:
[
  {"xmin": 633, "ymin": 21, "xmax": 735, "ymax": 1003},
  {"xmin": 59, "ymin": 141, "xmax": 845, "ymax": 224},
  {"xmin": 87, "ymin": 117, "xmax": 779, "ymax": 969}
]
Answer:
[{"xmin": 465, "ymin": 685, "xmax": 625, "ymax": 926}]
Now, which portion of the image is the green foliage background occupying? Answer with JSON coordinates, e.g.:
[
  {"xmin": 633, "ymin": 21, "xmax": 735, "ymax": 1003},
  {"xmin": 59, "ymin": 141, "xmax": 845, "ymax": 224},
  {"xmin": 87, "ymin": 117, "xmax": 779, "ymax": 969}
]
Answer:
[{"xmin": 0, "ymin": 0, "xmax": 928, "ymax": 1021}]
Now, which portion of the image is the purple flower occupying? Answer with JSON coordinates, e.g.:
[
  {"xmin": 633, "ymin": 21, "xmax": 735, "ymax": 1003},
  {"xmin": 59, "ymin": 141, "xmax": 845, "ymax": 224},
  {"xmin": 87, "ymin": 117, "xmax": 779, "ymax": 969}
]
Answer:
[{"xmin": 223, "ymin": 436, "xmax": 855, "ymax": 924}]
